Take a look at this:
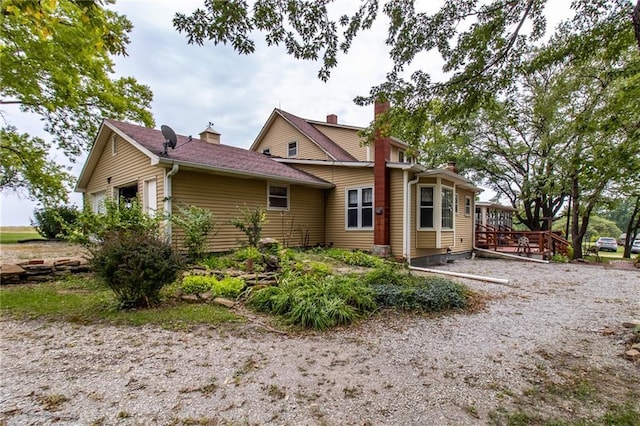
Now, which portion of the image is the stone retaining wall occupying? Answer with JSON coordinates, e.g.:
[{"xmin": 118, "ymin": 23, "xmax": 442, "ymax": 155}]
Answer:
[{"xmin": 0, "ymin": 259, "xmax": 91, "ymax": 285}]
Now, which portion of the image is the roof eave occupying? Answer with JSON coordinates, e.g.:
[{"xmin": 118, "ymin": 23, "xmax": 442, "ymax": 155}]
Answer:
[{"xmin": 155, "ymin": 158, "xmax": 334, "ymax": 189}]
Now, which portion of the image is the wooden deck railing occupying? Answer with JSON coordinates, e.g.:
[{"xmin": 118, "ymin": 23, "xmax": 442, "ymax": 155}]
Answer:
[{"xmin": 475, "ymin": 227, "xmax": 570, "ymax": 259}]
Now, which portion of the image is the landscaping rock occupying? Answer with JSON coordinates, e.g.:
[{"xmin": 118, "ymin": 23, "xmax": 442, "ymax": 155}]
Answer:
[
  {"xmin": 624, "ymin": 349, "xmax": 640, "ymax": 361},
  {"xmin": 622, "ymin": 320, "xmax": 640, "ymax": 328},
  {"xmin": 213, "ymin": 297, "xmax": 235, "ymax": 308}
]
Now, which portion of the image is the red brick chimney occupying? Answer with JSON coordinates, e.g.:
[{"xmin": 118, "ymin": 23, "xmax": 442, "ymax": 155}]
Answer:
[
  {"xmin": 326, "ymin": 114, "xmax": 338, "ymax": 124},
  {"xmin": 446, "ymin": 161, "xmax": 458, "ymax": 173},
  {"xmin": 373, "ymin": 99, "xmax": 391, "ymax": 255}
]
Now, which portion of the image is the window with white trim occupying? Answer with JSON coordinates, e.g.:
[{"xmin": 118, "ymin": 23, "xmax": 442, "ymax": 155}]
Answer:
[
  {"xmin": 268, "ymin": 184, "xmax": 289, "ymax": 210},
  {"xmin": 346, "ymin": 187, "xmax": 373, "ymax": 229},
  {"xmin": 287, "ymin": 141, "xmax": 297, "ymax": 158},
  {"xmin": 465, "ymin": 196, "xmax": 472, "ymax": 216},
  {"xmin": 419, "ymin": 186, "xmax": 434, "ymax": 228},
  {"xmin": 92, "ymin": 190, "xmax": 106, "ymax": 214},
  {"xmin": 442, "ymin": 187, "xmax": 454, "ymax": 229},
  {"xmin": 455, "ymin": 193, "xmax": 459, "ymax": 214}
]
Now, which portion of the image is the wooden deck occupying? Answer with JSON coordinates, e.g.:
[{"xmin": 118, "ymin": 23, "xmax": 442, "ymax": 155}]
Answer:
[{"xmin": 475, "ymin": 225, "xmax": 570, "ymax": 260}]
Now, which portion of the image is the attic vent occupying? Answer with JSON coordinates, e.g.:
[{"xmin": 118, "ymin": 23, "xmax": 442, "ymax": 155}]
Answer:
[{"xmin": 200, "ymin": 126, "xmax": 221, "ymax": 144}]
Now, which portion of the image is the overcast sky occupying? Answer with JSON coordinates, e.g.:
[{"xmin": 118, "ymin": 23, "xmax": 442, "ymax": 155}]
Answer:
[{"xmin": 0, "ymin": 0, "xmax": 573, "ymax": 226}]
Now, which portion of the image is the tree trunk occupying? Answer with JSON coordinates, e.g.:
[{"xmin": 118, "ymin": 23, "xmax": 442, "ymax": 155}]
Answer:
[
  {"xmin": 570, "ymin": 178, "xmax": 583, "ymax": 259},
  {"xmin": 623, "ymin": 195, "xmax": 640, "ymax": 258},
  {"xmin": 633, "ymin": 0, "xmax": 640, "ymax": 50}
]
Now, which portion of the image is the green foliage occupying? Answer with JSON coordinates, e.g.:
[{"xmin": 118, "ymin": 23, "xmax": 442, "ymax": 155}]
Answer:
[
  {"xmin": 554, "ymin": 215, "xmax": 621, "ymax": 242},
  {"xmin": 230, "ymin": 205, "xmax": 267, "ymax": 247},
  {"xmin": 248, "ymin": 273, "xmax": 376, "ymax": 330},
  {"xmin": 365, "ymin": 267, "xmax": 468, "ymax": 312},
  {"xmin": 170, "ymin": 203, "xmax": 216, "ymax": 262},
  {"xmin": 323, "ymin": 248, "xmax": 385, "ymax": 267},
  {"xmin": 91, "ymin": 231, "xmax": 183, "ymax": 308},
  {"xmin": 233, "ymin": 246, "xmax": 263, "ymax": 263},
  {"xmin": 181, "ymin": 274, "xmax": 246, "ymax": 298},
  {"xmin": 66, "ymin": 198, "xmax": 163, "ymax": 250},
  {"xmin": 181, "ymin": 275, "xmax": 216, "ymax": 295},
  {"xmin": 551, "ymin": 253, "xmax": 569, "ymax": 263},
  {"xmin": 200, "ymin": 254, "xmax": 236, "ymax": 271},
  {"xmin": 31, "ymin": 204, "xmax": 79, "ymax": 239},
  {"xmin": 0, "ymin": 127, "xmax": 75, "ymax": 204},
  {"xmin": 1, "ymin": 0, "xmax": 154, "ymax": 205}
]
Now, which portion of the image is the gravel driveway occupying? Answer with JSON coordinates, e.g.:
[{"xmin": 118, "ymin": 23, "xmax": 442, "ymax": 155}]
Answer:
[{"xmin": 1, "ymin": 259, "xmax": 638, "ymax": 425}]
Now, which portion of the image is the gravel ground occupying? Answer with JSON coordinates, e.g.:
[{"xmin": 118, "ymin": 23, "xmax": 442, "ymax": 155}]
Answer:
[{"xmin": 1, "ymin": 258, "xmax": 639, "ymax": 425}]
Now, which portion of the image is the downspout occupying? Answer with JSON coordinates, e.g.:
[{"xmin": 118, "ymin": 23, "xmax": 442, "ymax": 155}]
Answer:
[
  {"xmin": 405, "ymin": 173, "xmax": 420, "ymax": 264},
  {"xmin": 164, "ymin": 163, "xmax": 179, "ymax": 243}
]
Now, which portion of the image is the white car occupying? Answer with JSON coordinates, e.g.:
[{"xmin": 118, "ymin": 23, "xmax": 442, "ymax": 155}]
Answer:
[
  {"xmin": 595, "ymin": 237, "xmax": 618, "ymax": 252},
  {"xmin": 631, "ymin": 239, "xmax": 640, "ymax": 254}
]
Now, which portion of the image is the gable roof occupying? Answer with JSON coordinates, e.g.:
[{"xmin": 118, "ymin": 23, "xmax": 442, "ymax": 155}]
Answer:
[
  {"xmin": 251, "ymin": 109, "xmax": 357, "ymax": 162},
  {"xmin": 76, "ymin": 119, "xmax": 333, "ymax": 191}
]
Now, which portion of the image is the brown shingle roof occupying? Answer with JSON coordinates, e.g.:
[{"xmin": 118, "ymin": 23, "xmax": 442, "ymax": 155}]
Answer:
[
  {"xmin": 106, "ymin": 119, "xmax": 332, "ymax": 187},
  {"xmin": 276, "ymin": 110, "xmax": 357, "ymax": 161}
]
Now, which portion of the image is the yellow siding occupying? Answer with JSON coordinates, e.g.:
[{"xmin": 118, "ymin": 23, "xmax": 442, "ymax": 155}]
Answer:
[
  {"xmin": 253, "ymin": 116, "xmax": 329, "ymax": 160},
  {"xmin": 454, "ymin": 188, "xmax": 475, "ymax": 253},
  {"xmin": 85, "ymin": 132, "xmax": 165, "ymax": 212},
  {"xmin": 441, "ymin": 231, "xmax": 454, "ymax": 248},
  {"xmin": 292, "ymin": 164, "xmax": 374, "ymax": 250},
  {"xmin": 416, "ymin": 231, "xmax": 436, "ymax": 248},
  {"xmin": 389, "ymin": 169, "xmax": 405, "ymax": 259},
  {"xmin": 312, "ymin": 124, "xmax": 369, "ymax": 161},
  {"xmin": 171, "ymin": 171, "xmax": 325, "ymax": 252}
]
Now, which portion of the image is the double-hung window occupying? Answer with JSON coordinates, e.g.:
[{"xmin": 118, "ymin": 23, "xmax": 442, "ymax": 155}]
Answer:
[
  {"xmin": 442, "ymin": 187, "xmax": 454, "ymax": 229},
  {"xmin": 465, "ymin": 196, "xmax": 472, "ymax": 216},
  {"xmin": 346, "ymin": 187, "xmax": 373, "ymax": 229},
  {"xmin": 419, "ymin": 186, "xmax": 434, "ymax": 228},
  {"xmin": 268, "ymin": 184, "xmax": 289, "ymax": 210},
  {"xmin": 287, "ymin": 141, "xmax": 297, "ymax": 158}
]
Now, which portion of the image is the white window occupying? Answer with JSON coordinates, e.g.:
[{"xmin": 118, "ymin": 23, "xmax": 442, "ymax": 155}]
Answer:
[
  {"xmin": 111, "ymin": 135, "xmax": 117, "ymax": 156},
  {"xmin": 442, "ymin": 187, "xmax": 454, "ymax": 229},
  {"xmin": 268, "ymin": 183, "xmax": 289, "ymax": 210},
  {"xmin": 92, "ymin": 190, "xmax": 106, "ymax": 214},
  {"xmin": 465, "ymin": 196, "xmax": 472, "ymax": 216},
  {"xmin": 398, "ymin": 150, "xmax": 405, "ymax": 163},
  {"xmin": 418, "ymin": 186, "xmax": 434, "ymax": 228},
  {"xmin": 287, "ymin": 141, "xmax": 297, "ymax": 158},
  {"xmin": 143, "ymin": 179, "xmax": 157, "ymax": 216},
  {"xmin": 346, "ymin": 187, "xmax": 373, "ymax": 229}
]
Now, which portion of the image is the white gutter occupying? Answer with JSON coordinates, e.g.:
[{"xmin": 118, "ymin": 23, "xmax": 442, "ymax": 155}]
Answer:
[
  {"xmin": 405, "ymin": 173, "xmax": 420, "ymax": 263},
  {"xmin": 164, "ymin": 163, "xmax": 179, "ymax": 242},
  {"xmin": 409, "ymin": 265, "xmax": 510, "ymax": 285}
]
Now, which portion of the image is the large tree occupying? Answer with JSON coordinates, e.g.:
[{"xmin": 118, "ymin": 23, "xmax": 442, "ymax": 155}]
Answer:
[
  {"xmin": 174, "ymin": 0, "xmax": 637, "ymax": 121},
  {"xmin": 1, "ymin": 0, "xmax": 154, "ymax": 205}
]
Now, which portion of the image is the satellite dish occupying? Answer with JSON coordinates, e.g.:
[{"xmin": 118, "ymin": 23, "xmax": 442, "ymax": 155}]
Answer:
[{"xmin": 160, "ymin": 125, "xmax": 177, "ymax": 155}]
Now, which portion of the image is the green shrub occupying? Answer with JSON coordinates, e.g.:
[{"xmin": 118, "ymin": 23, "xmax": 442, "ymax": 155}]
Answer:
[
  {"xmin": 566, "ymin": 244, "xmax": 574, "ymax": 259},
  {"xmin": 170, "ymin": 204, "xmax": 216, "ymax": 262},
  {"xmin": 369, "ymin": 274, "xmax": 468, "ymax": 312},
  {"xmin": 324, "ymin": 248, "xmax": 385, "ymax": 267},
  {"xmin": 31, "ymin": 204, "xmax": 80, "ymax": 239},
  {"xmin": 181, "ymin": 275, "xmax": 246, "ymax": 298},
  {"xmin": 363, "ymin": 264, "xmax": 419, "ymax": 287},
  {"xmin": 66, "ymin": 198, "xmax": 162, "ymax": 250},
  {"xmin": 551, "ymin": 253, "xmax": 569, "ymax": 263},
  {"xmin": 200, "ymin": 254, "xmax": 235, "ymax": 270},
  {"xmin": 212, "ymin": 276, "xmax": 246, "ymax": 298},
  {"xmin": 234, "ymin": 246, "xmax": 263, "ymax": 263},
  {"xmin": 181, "ymin": 275, "xmax": 217, "ymax": 294},
  {"xmin": 231, "ymin": 205, "xmax": 267, "ymax": 247},
  {"xmin": 91, "ymin": 231, "xmax": 183, "ymax": 308},
  {"xmin": 248, "ymin": 274, "xmax": 376, "ymax": 330}
]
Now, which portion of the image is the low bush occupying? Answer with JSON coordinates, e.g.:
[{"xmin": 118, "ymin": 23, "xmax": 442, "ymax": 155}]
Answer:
[
  {"xmin": 180, "ymin": 275, "xmax": 246, "ymax": 298},
  {"xmin": 248, "ymin": 273, "xmax": 376, "ymax": 330},
  {"xmin": 170, "ymin": 204, "xmax": 216, "ymax": 262},
  {"xmin": 366, "ymin": 268, "xmax": 468, "ymax": 312},
  {"xmin": 233, "ymin": 246, "xmax": 263, "ymax": 263},
  {"xmin": 181, "ymin": 275, "xmax": 216, "ymax": 295},
  {"xmin": 551, "ymin": 253, "xmax": 569, "ymax": 263},
  {"xmin": 323, "ymin": 248, "xmax": 385, "ymax": 267},
  {"xmin": 31, "ymin": 204, "xmax": 80, "ymax": 239},
  {"xmin": 92, "ymin": 231, "xmax": 184, "ymax": 308}
]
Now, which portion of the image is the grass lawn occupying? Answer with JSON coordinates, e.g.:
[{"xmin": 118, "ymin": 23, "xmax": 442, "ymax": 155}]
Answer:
[
  {"xmin": 0, "ymin": 226, "xmax": 44, "ymax": 244},
  {"xmin": 583, "ymin": 245, "xmax": 638, "ymax": 263},
  {"xmin": 0, "ymin": 275, "xmax": 242, "ymax": 330}
]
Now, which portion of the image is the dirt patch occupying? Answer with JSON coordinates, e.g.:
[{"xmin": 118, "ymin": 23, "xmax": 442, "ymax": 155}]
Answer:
[{"xmin": 0, "ymin": 241, "xmax": 88, "ymax": 265}]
